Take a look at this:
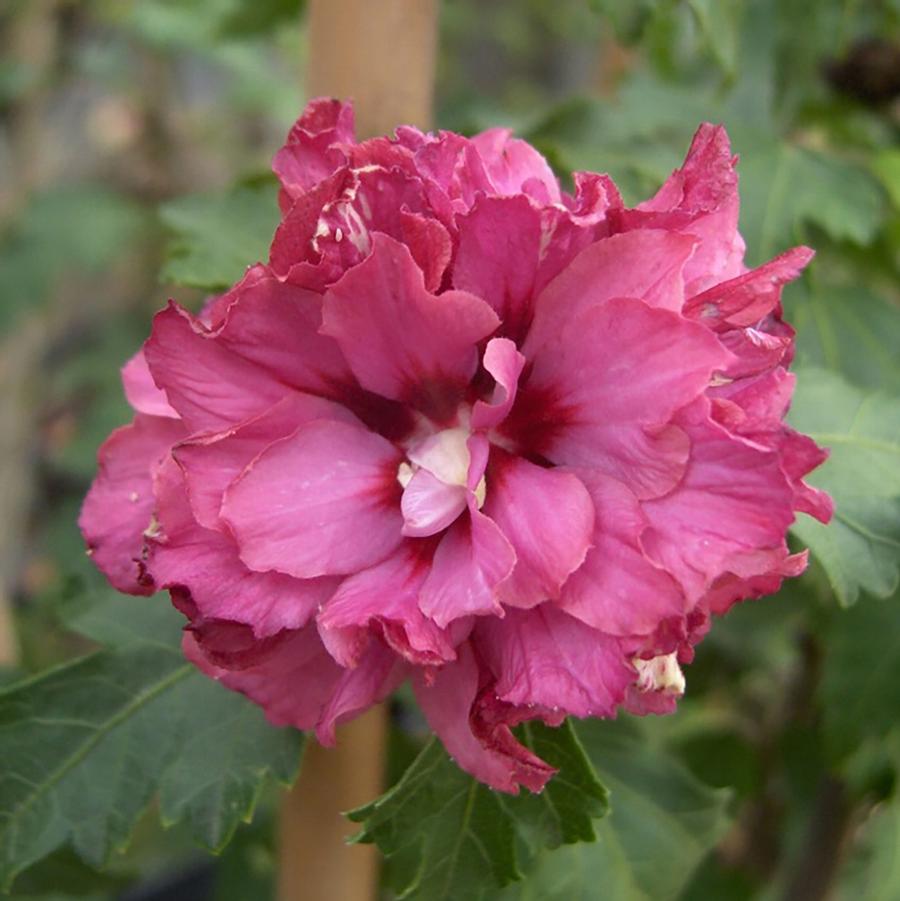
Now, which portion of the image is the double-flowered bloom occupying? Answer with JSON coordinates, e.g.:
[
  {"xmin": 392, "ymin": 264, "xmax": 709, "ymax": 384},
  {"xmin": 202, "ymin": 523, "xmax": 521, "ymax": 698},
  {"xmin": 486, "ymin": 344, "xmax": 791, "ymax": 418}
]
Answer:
[{"xmin": 81, "ymin": 100, "xmax": 832, "ymax": 792}]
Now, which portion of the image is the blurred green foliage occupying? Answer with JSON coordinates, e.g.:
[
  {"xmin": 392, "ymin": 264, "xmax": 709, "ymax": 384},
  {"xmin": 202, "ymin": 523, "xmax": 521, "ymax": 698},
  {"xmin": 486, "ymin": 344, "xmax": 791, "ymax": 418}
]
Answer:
[{"xmin": 1, "ymin": 0, "xmax": 899, "ymax": 899}]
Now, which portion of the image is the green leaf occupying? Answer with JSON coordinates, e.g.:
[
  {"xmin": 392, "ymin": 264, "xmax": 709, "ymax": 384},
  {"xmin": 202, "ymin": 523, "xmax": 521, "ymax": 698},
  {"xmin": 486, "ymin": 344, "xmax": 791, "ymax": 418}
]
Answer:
[
  {"xmin": 838, "ymin": 797, "xmax": 900, "ymax": 901},
  {"xmin": 500, "ymin": 718, "xmax": 732, "ymax": 901},
  {"xmin": 349, "ymin": 739, "xmax": 519, "ymax": 900},
  {"xmin": 686, "ymin": 0, "xmax": 743, "ymax": 79},
  {"xmin": 0, "ymin": 642, "xmax": 302, "ymax": 891},
  {"xmin": 788, "ymin": 369, "xmax": 900, "ymax": 605},
  {"xmin": 788, "ymin": 282, "xmax": 900, "ymax": 395},
  {"xmin": 349, "ymin": 720, "xmax": 608, "ymax": 901},
  {"xmin": 873, "ymin": 150, "xmax": 900, "ymax": 211},
  {"xmin": 159, "ymin": 179, "xmax": 280, "ymax": 291},
  {"xmin": 738, "ymin": 142, "xmax": 885, "ymax": 262},
  {"xmin": 502, "ymin": 720, "xmax": 609, "ymax": 850},
  {"xmin": 820, "ymin": 590, "xmax": 900, "ymax": 757}
]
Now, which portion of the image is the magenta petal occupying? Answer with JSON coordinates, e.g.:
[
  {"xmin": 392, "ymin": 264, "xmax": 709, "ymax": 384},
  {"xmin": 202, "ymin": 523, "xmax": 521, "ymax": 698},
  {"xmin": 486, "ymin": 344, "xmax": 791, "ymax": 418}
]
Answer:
[
  {"xmin": 510, "ymin": 297, "xmax": 731, "ymax": 498},
  {"xmin": 471, "ymin": 128, "xmax": 561, "ymax": 204},
  {"xmin": 475, "ymin": 605, "xmax": 634, "ymax": 718},
  {"xmin": 318, "ymin": 545, "xmax": 456, "ymax": 667},
  {"xmin": 183, "ymin": 626, "xmax": 343, "ymax": 730},
  {"xmin": 484, "ymin": 450, "xmax": 594, "ymax": 609},
  {"xmin": 121, "ymin": 350, "xmax": 178, "ymax": 419},
  {"xmin": 558, "ymin": 471, "xmax": 687, "ymax": 635},
  {"xmin": 524, "ymin": 229, "xmax": 698, "ymax": 358},
  {"xmin": 148, "ymin": 457, "xmax": 336, "ymax": 637},
  {"xmin": 684, "ymin": 246, "xmax": 815, "ymax": 330},
  {"xmin": 79, "ymin": 415, "xmax": 185, "ymax": 595},
  {"xmin": 321, "ymin": 234, "xmax": 499, "ymax": 415},
  {"xmin": 413, "ymin": 643, "xmax": 555, "ymax": 794},
  {"xmin": 471, "ymin": 338, "xmax": 526, "ymax": 431},
  {"xmin": 315, "ymin": 641, "xmax": 405, "ymax": 746},
  {"xmin": 144, "ymin": 269, "xmax": 354, "ymax": 432},
  {"xmin": 419, "ymin": 508, "xmax": 515, "ymax": 627},
  {"xmin": 453, "ymin": 195, "xmax": 543, "ymax": 341},
  {"xmin": 174, "ymin": 393, "xmax": 357, "ymax": 532},
  {"xmin": 400, "ymin": 468, "xmax": 468, "ymax": 538},
  {"xmin": 222, "ymin": 419, "xmax": 403, "ymax": 578},
  {"xmin": 641, "ymin": 399, "xmax": 796, "ymax": 600},
  {"xmin": 611, "ymin": 123, "xmax": 744, "ymax": 293}
]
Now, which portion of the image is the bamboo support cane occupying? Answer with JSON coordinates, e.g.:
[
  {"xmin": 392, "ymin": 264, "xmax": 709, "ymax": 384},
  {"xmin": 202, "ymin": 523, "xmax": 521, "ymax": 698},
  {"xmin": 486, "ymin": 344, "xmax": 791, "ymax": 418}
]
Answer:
[{"xmin": 277, "ymin": 2, "xmax": 439, "ymax": 899}]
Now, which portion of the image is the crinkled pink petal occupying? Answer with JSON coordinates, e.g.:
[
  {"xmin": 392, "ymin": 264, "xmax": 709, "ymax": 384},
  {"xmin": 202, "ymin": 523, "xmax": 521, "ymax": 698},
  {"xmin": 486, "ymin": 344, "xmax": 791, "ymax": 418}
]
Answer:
[
  {"xmin": 148, "ymin": 457, "xmax": 336, "ymax": 637},
  {"xmin": 78, "ymin": 415, "xmax": 185, "ymax": 595},
  {"xmin": 483, "ymin": 449, "xmax": 594, "ymax": 609},
  {"xmin": 315, "ymin": 640, "xmax": 406, "ymax": 745},
  {"xmin": 472, "ymin": 127, "xmax": 562, "ymax": 204},
  {"xmin": 508, "ymin": 297, "xmax": 732, "ymax": 498},
  {"xmin": 471, "ymin": 338, "xmax": 525, "ymax": 431},
  {"xmin": 121, "ymin": 350, "xmax": 178, "ymax": 419},
  {"xmin": 183, "ymin": 625, "xmax": 343, "ymax": 730},
  {"xmin": 684, "ymin": 246, "xmax": 814, "ymax": 329},
  {"xmin": 413, "ymin": 642, "xmax": 556, "ymax": 794},
  {"xmin": 452, "ymin": 195, "xmax": 544, "ymax": 342},
  {"xmin": 610, "ymin": 123, "xmax": 744, "ymax": 293},
  {"xmin": 558, "ymin": 470, "xmax": 687, "ymax": 636},
  {"xmin": 318, "ymin": 544, "xmax": 456, "ymax": 667},
  {"xmin": 273, "ymin": 98, "xmax": 354, "ymax": 208},
  {"xmin": 222, "ymin": 419, "xmax": 403, "ymax": 578},
  {"xmin": 524, "ymin": 230, "xmax": 699, "ymax": 359},
  {"xmin": 173, "ymin": 393, "xmax": 357, "ymax": 532},
  {"xmin": 322, "ymin": 234, "xmax": 499, "ymax": 417},
  {"xmin": 475, "ymin": 605, "xmax": 634, "ymax": 718},
  {"xmin": 641, "ymin": 399, "xmax": 797, "ymax": 600},
  {"xmin": 418, "ymin": 505, "xmax": 515, "ymax": 627}
]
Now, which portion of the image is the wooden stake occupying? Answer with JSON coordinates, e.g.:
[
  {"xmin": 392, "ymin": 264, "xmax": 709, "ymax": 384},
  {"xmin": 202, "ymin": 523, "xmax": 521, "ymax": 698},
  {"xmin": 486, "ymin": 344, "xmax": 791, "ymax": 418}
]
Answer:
[
  {"xmin": 306, "ymin": 0, "xmax": 439, "ymax": 138},
  {"xmin": 277, "ymin": 3, "xmax": 438, "ymax": 899},
  {"xmin": 277, "ymin": 706, "xmax": 389, "ymax": 901}
]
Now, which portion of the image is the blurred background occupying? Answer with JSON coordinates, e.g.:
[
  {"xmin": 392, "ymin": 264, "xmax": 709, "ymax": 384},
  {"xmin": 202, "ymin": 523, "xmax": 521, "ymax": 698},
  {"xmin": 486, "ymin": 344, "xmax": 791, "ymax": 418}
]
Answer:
[{"xmin": 1, "ymin": 1, "xmax": 899, "ymax": 899}]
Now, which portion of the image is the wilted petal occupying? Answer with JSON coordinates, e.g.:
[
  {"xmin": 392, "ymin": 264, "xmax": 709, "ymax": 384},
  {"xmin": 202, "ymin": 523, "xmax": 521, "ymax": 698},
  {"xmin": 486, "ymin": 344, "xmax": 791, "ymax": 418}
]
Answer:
[{"xmin": 413, "ymin": 643, "xmax": 556, "ymax": 794}]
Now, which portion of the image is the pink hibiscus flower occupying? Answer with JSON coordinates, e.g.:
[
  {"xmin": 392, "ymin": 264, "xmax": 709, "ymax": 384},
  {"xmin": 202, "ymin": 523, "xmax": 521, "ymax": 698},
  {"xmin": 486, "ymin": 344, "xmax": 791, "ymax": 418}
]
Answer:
[{"xmin": 80, "ymin": 99, "xmax": 832, "ymax": 793}]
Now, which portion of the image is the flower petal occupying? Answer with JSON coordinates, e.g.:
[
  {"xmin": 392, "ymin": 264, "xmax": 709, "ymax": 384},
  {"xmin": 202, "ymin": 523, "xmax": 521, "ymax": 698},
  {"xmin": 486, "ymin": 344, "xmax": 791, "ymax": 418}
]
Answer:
[
  {"xmin": 222, "ymin": 419, "xmax": 403, "ymax": 578},
  {"xmin": 174, "ymin": 393, "xmax": 357, "ymax": 532},
  {"xmin": 183, "ymin": 625, "xmax": 343, "ymax": 730},
  {"xmin": 507, "ymin": 297, "xmax": 732, "ymax": 498},
  {"xmin": 321, "ymin": 234, "xmax": 499, "ymax": 418},
  {"xmin": 318, "ymin": 544, "xmax": 456, "ymax": 667},
  {"xmin": 471, "ymin": 338, "xmax": 526, "ymax": 431},
  {"xmin": 400, "ymin": 468, "xmax": 468, "ymax": 538},
  {"xmin": 475, "ymin": 605, "xmax": 634, "ymax": 718},
  {"xmin": 412, "ymin": 643, "xmax": 556, "ymax": 794},
  {"xmin": 121, "ymin": 350, "xmax": 178, "ymax": 418},
  {"xmin": 557, "ymin": 471, "xmax": 687, "ymax": 635},
  {"xmin": 524, "ymin": 229, "xmax": 698, "ymax": 358},
  {"xmin": 79, "ymin": 415, "xmax": 185, "ymax": 595},
  {"xmin": 418, "ymin": 507, "xmax": 515, "ymax": 627},
  {"xmin": 315, "ymin": 641, "xmax": 406, "ymax": 745},
  {"xmin": 483, "ymin": 450, "xmax": 594, "ymax": 609},
  {"xmin": 641, "ymin": 399, "xmax": 796, "ymax": 600},
  {"xmin": 149, "ymin": 457, "xmax": 336, "ymax": 637}
]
